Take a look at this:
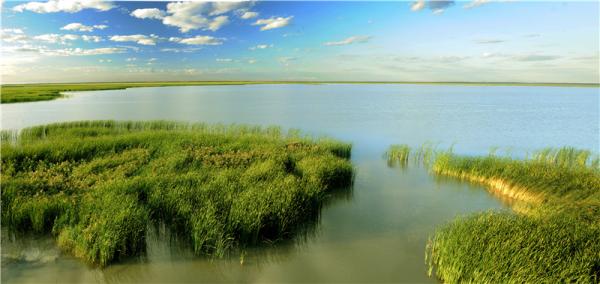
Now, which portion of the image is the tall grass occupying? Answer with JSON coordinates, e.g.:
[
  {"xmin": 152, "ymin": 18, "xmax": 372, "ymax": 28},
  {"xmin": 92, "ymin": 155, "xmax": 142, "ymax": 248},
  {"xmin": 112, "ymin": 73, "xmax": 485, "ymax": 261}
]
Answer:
[
  {"xmin": 425, "ymin": 147, "xmax": 600, "ymax": 283},
  {"xmin": 426, "ymin": 211, "xmax": 600, "ymax": 283},
  {"xmin": 385, "ymin": 144, "xmax": 411, "ymax": 167},
  {"xmin": 1, "ymin": 120, "xmax": 354, "ymax": 266}
]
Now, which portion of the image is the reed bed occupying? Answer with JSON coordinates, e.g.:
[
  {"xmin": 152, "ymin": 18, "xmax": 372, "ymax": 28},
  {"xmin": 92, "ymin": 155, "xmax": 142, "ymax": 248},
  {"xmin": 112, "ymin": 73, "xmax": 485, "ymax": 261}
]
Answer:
[
  {"xmin": 425, "ymin": 147, "xmax": 600, "ymax": 283},
  {"xmin": 1, "ymin": 120, "xmax": 354, "ymax": 266}
]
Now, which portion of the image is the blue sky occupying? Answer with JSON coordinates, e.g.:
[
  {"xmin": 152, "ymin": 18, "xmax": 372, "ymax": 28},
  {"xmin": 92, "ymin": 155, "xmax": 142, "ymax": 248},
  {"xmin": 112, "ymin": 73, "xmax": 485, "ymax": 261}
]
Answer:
[{"xmin": 1, "ymin": 0, "xmax": 598, "ymax": 83}]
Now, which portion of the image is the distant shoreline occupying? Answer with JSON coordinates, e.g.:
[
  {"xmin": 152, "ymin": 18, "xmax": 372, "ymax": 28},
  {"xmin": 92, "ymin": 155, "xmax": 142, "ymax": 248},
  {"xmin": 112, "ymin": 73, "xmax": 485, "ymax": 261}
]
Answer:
[
  {"xmin": 2, "ymin": 81, "xmax": 598, "ymax": 104},
  {"xmin": 3, "ymin": 81, "xmax": 599, "ymax": 87}
]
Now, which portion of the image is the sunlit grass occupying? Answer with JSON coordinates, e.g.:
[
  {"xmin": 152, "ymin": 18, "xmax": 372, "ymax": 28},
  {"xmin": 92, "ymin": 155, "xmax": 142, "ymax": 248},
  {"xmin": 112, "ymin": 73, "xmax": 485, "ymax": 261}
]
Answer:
[
  {"xmin": 424, "ymin": 147, "xmax": 600, "ymax": 283},
  {"xmin": 1, "ymin": 120, "xmax": 354, "ymax": 266}
]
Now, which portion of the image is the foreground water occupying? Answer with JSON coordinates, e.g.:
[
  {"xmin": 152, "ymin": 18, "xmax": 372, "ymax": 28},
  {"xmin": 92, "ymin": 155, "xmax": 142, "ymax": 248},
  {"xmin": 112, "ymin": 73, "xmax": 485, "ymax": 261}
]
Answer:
[{"xmin": 1, "ymin": 84, "xmax": 598, "ymax": 283}]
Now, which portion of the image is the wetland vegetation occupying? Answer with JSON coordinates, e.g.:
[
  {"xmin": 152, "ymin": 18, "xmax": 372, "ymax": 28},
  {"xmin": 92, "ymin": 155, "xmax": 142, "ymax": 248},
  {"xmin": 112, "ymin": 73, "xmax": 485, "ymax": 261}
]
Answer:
[
  {"xmin": 386, "ymin": 145, "xmax": 600, "ymax": 283},
  {"xmin": 0, "ymin": 120, "xmax": 353, "ymax": 267}
]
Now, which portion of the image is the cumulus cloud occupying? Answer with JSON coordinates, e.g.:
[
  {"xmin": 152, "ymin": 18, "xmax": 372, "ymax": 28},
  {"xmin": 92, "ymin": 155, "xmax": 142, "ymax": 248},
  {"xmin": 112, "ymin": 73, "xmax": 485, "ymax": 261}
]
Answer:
[
  {"xmin": 33, "ymin": 33, "xmax": 79, "ymax": 44},
  {"xmin": 410, "ymin": 0, "xmax": 455, "ymax": 14},
  {"xmin": 13, "ymin": 0, "xmax": 114, "ymax": 13},
  {"xmin": 169, "ymin": 35, "xmax": 223, "ymax": 45},
  {"xmin": 240, "ymin": 11, "xmax": 258, "ymax": 19},
  {"xmin": 61, "ymin": 23, "xmax": 108, "ymax": 32},
  {"xmin": 141, "ymin": 1, "xmax": 252, "ymax": 32},
  {"xmin": 216, "ymin": 58, "xmax": 233, "ymax": 62},
  {"xmin": 253, "ymin": 16, "xmax": 293, "ymax": 31},
  {"xmin": 82, "ymin": 35, "xmax": 102, "ymax": 42},
  {"xmin": 126, "ymin": 57, "xmax": 137, "ymax": 62},
  {"xmin": 1, "ymin": 28, "xmax": 28, "ymax": 43},
  {"xmin": 249, "ymin": 44, "xmax": 273, "ymax": 50},
  {"xmin": 324, "ymin": 35, "xmax": 371, "ymax": 46},
  {"xmin": 48, "ymin": 47, "xmax": 126, "ymax": 56},
  {"xmin": 210, "ymin": 2, "xmax": 250, "ymax": 16},
  {"xmin": 110, "ymin": 34, "xmax": 160, "ymax": 45},
  {"xmin": 160, "ymin": 47, "xmax": 202, "ymax": 53},
  {"xmin": 130, "ymin": 8, "xmax": 165, "ymax": 20},
  {"xmin": 208, "ymin": 15, "xmax": 229, "ymax": 31}
]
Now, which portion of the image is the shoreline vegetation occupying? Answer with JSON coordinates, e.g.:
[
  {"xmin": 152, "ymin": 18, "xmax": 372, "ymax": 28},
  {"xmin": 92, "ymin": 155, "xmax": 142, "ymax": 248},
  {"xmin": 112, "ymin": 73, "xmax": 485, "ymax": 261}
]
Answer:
[
  {"xmin": 387, "ymin": 145, "xmax": 600, "ymax": 282},
  {"xmin": 0, "ymin": 120, "xmax": 354, "ymax": 267},
  {"xmin": 2, "ymin": 81, "xmax": 599, "ymax": 103}
]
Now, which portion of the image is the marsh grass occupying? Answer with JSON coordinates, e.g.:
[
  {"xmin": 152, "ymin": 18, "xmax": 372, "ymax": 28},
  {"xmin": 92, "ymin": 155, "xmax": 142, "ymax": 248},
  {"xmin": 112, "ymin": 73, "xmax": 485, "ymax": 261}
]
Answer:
[
  {"xmin": 1, "ymin": 120, "xmax": 353, "ymax": 266},
  {"xmin": 425, "ymin": 147, "xmax": 600, "ymax": 283},
  {"xmin": 385, "ymin": 144, "xmax": 411, "ymax": 168},
  {"xmin": 385, "ymin": 143, "xmax": 453, "ymax": 168}
]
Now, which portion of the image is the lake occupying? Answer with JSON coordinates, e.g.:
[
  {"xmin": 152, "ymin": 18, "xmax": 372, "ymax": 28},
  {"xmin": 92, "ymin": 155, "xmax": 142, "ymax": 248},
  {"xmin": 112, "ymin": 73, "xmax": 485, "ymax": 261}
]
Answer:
[{"xmin": 1, "ymin": 84, "xmax": 598, "ymax": 283}]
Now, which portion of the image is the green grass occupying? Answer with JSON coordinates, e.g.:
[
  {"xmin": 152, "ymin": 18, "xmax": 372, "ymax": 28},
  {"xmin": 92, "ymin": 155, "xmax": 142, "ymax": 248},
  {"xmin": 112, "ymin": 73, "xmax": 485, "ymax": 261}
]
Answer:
[
  {"xmin": 385, "ymin": 144, "xmax": 411, "ymax": 167},
  {"xmin": 2, "ymin": 81, "xmax": 598, "ymax": 103},
  {"xmin": 1, "ymin": 120, "xmax": 353, "ymax": 267},
  {"xmin": 425, "ymin": 148, "xmax": 600, "ymax": 283}
]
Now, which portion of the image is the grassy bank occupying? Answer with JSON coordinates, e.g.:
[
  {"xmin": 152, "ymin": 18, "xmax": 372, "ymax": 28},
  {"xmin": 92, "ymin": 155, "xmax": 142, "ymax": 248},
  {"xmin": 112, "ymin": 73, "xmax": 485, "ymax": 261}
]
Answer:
[
  {"xmin": 423, "ymin": 148, "xmax": 600, "ymax": 282},
  {"xmin": 2, "ymin": 81, "xmax": 598, "ymax": 103},
  {"xmin": 1, "ymin": 120, "xmax": 354, "ymax": 266}
]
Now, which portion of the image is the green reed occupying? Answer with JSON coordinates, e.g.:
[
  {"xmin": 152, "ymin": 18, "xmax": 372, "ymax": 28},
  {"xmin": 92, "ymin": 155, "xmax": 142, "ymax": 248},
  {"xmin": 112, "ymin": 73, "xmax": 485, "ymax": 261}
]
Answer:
[{"xmin": 1, "ymin": 120, "xmax": 354, "ymax": 267}]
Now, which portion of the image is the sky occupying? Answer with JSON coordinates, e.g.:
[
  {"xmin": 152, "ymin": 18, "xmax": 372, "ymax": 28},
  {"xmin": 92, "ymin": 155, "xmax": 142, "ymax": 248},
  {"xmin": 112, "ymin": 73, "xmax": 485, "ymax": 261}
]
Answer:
[{"xmin": 1, "ymin": 0, "xmax": 599, "ymax": 83}]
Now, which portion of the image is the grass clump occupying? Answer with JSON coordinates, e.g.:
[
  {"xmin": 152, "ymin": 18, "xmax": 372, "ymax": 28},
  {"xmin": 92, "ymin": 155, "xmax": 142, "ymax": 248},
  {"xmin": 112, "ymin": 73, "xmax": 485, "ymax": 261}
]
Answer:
[
  {"xmin": 425, "ymin": 147, "xmax": 600, "ymax": 283},
  {"xmin": 426, "ymin": 211, "xmax": 600, "ymax": 283},
  {"xmin": 1, "ymin": 120, "xmax": 353, "ymax": 266},
  {"xmin": 385, "ymin": 144, "xmax": 411, "ymax": 167}
]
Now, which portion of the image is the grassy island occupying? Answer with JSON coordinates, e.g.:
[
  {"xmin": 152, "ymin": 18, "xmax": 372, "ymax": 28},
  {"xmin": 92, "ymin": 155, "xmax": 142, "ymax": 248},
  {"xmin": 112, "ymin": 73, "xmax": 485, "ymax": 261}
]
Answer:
[
  {"xmin": 426, "ymin": 148, "xmax": 600, "ymax": 283},
  {"xmin": 1, "ymin": 121, "xmax": 354, "ymax": 266}
]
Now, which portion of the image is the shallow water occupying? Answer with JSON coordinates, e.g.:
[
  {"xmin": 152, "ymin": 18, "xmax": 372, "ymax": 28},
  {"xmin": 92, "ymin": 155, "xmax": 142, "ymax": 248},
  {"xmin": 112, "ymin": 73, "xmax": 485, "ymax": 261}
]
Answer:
[{"xmin": 1, "ymin": 84, "xmax": 598, "ymax": 283}]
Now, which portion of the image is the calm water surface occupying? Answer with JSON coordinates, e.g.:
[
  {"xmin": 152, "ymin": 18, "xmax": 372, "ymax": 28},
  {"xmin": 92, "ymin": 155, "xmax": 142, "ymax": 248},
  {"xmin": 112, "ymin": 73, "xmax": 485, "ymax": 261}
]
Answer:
[{"xmin": 1, "ymin": 84, "xmax": 598, "ymax": 283}]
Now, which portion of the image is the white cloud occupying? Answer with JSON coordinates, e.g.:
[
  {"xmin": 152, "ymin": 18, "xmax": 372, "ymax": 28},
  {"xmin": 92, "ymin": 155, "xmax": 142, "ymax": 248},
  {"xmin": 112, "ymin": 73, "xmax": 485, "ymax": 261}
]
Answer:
[
  {"xmin": 160, "ymin": 47, "xmax": 202, "ymax": 53},
  {"xmin": 1, "ymin": 29, "xmax": 28, "ymax": 43},
  {"xmin": 13, "ymin": 0, "xmax": 114, "ymax": 13},
  {"xmin": 130, "ymin": 8, "xmax": 165, "ymax": 20},
  {"xmin": 411, "ymin": 0, "xmax": 426, "ymax": 11},
  {"xmin": 249, "ymin": 44, "xmax": 273, "ymax": 50},
  {"xmin": 253, "ymin": 16, "xmax": 293, "ymax": 31},
  {"xmin": 210, "ymin": 2, "xmax": 249, "ymax": 16},
  {"xmin": 170, "ymin": 35, "xmax": 222, "ymax": 45},
  {"xmin": 216, "ymin": 58, "xmax": 233, "ymax": 62},
  {"xmin": 43, "ymin": 47, "xmax": 126, "ymax": 56},
  {"xmin": 33, "ymin": 33, "xmax": 79, "ymax": 44},
  {"xmin": 110, "ymin": 34, "xmax": 160, "ymax": 45},
  {"xmin": 410, "ymin": 0, "xmax": 455, "ymax": 14},
  {"xmin": 160, "ymin": 2, "xmax": 251, "ymax": 33},
  {"xmin": 61, "ymin": 23, "xmax": 107, "ymax": 32},
  {"xmin": 126, "ymin": 57, "xmax": 137, "ymax": 62},
  {"xmin": 82, "ymin": 35, "xmax": 102, "ymax": 42},
  {"xmin": 98, "ymin": 59, "xmax": 112, "ymax": 63},
  {"xmin": 2, "ymin": 28, "xmax": 24, "ymax": 34},
  {"xmin": 464, "ymin": 0, "xmax": 490, "ymax": 9},
  {"xmin": 247, "ymin": 59, "xmax": 257, "ymax": 64},
  {"xmin": 240, "ymin": 11, "xmax": 258, "ymax": 19},
  {"xmin": 324, "ymin": 36, "xmax": 371, "ymax": 46},
  {"xmin": 208, "ymin": 16, "xmax": 229, "ymax": 31}
]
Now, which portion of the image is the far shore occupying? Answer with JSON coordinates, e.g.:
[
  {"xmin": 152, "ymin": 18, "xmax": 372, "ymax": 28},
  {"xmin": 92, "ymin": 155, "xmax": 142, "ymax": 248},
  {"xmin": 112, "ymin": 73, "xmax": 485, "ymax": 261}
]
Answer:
[{"xmin": 2, "ymin": 81, "xmax": 598, "ymax": 104}]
